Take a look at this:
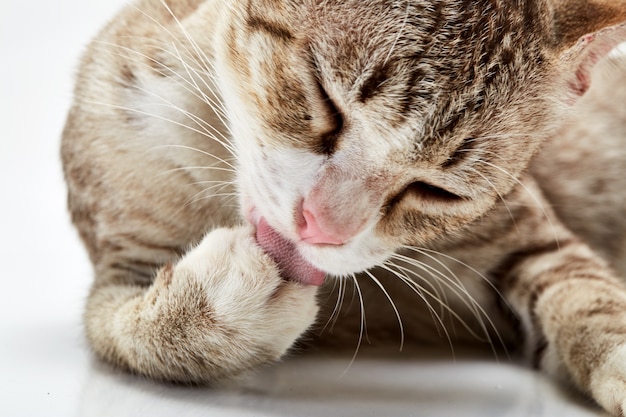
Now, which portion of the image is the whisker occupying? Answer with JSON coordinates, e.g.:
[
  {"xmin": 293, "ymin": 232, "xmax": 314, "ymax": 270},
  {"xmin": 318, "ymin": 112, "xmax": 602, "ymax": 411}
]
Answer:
[
  {"xmin": 466, "ymin": 166, "xmax": 520, "ymax": 235},
  {"xmin": 116, "ymin": 3, "xmax": 236, "ymax": 143},
  {"xmin": 321, "ymin": 277, "xmax": 344, "ymax": 334},
  {"xmin": 407, "ymin": 246, "xmax": 514, "ymax": 313},
  {"xmin": 155, "ymin": 0, "xmax": 240, "ymax": 139},
  {"xmin": 392, "ymin": 251, "xmax": 482, "ymax": 316},
  {"xmin": 363, "ymin": 270, "xmax": 405, "ymax": 351},
  {"xmin": 392, "ymin": 251, "xmax": 495, "ymax": 347},
  {"xmin": 125, "ymin": 77, "xmax": 235, "ymax": 153},
  {"xmin": 93, "ymin": 39, "xmax": 229, "ymax": 125},
  {"xmin": 388, "ymin": 254, "xmax": 490, "ymax": 342},
  {"xmin": 189, "ymin": 179, "xmax": 237, "ymax": 186},
  {"xmin": 340, "ymin": 274, "xmax": 367, "ymax": 378},
  {"xmin": 159, "ymin": 166, "xmax": 235, "ymax": 175},
  {"xmin": 383, "ymin": 260, "xmax": 448, "ymax": 320},
  {"xmin": 81, "ymin": 99, "xmax": 235, "ymax": 156},
  {"xmin": 469, "ymin": 157, "xmax": 561, "ymax": 249},
  {"xmin": 157, "ymin": 0, "xmax": 222, "ymax": 76},
  {"xmin": 127, "ymin": 1, "xmax": 215, "ymax": 76},
  {"xmin": 182, "ymin": 181, "xmax": 235, "ymax": 205},
  {"xmin": 154, "ymin": 144, "xmax": 236, "ymax": 170},
  {"xmin": 380, "ymin": 262, "xmax": 456, "ymax": 358},
  {"xmin": 169, "ymin": 41, "xmax": 234, "ymax": 127},
  {"xmin": 397, "ymin": 248, "xmax": 510, "ymax": 359}
]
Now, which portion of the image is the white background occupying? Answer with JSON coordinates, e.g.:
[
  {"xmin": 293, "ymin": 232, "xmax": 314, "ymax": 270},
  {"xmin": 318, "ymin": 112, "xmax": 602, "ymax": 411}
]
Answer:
[{"xmin": 0, "ymin": 1, "xmax": 619, "ymax": 416}]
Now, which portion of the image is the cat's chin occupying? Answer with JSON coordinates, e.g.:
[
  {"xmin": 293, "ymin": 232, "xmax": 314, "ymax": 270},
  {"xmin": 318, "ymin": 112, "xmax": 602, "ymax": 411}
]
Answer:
[{"xmin": 297, "ymin": 237, "xmax": 392, "ymax": 278}]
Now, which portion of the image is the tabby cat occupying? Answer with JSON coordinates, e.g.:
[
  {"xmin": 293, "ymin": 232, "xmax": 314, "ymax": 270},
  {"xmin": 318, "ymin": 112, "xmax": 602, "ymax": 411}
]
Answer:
[{"xmin": 62, "ymin": 0, "xmax": 626, "ymax": 414}]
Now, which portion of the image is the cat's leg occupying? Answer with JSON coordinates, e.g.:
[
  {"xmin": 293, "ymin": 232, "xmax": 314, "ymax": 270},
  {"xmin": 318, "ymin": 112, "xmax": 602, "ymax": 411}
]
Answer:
[
  {"xmin": 492, "ymin": 197, "xmax": 626, "ymax": 415},
  {"xmin": 85, "ymin": 226, "xmax": 318, "ymax": 383}
]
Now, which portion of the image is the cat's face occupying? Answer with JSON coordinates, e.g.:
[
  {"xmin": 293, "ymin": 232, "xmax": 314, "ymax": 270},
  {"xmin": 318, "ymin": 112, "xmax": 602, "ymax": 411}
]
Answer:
[{"xmin": 212, "ymin": 0, "xmax": 573, "ymax": 277}]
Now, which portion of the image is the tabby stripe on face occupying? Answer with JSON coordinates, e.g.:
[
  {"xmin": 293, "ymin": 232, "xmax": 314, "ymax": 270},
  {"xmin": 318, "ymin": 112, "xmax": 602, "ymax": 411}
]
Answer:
[
  {"xmin": 245, "ymin": 15, "xmax": 294, "ymax": 42},
  {"xmin": 442, "ymin": 137, "xmax": 477, "ymax": 169}
]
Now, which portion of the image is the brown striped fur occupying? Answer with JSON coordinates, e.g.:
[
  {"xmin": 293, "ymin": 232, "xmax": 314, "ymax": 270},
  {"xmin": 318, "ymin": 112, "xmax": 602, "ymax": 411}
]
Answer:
[{"xmin": 62, "ymin": 0, "xmax": 626, "ymax": 414}]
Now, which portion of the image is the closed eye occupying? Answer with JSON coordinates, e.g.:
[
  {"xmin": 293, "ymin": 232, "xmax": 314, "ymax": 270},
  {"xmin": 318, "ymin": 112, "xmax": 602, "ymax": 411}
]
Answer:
[
  {"xmin": 387, "ymin": 180, "xmax": 467, "ymax": 209},
  {"xmin": 406, "ymin": 181, "xmax": 466, "ymax": 202}
]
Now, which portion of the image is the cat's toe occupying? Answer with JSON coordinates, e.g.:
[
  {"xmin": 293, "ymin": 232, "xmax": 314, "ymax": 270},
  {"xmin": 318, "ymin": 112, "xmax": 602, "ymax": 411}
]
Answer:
[
  {"xmin": 590, "ymin": 344, "xmax": 626, "ymax": 416},
  {"xmin": 179, "ymin": 226, "xmax": 320, "ymax": 356}
]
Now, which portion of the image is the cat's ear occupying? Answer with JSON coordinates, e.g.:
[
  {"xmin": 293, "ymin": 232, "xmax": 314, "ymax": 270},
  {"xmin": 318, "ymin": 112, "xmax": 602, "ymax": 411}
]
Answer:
[{"xmin": 548, "ymin": 0, "xmax": 626, "ymax": 102}]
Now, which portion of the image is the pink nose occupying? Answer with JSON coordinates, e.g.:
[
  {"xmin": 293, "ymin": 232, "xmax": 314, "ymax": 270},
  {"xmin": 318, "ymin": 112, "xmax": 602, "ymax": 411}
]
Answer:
[{"xmin": 299, "ymin": 209, "xmax": 345, "ymax": 245}]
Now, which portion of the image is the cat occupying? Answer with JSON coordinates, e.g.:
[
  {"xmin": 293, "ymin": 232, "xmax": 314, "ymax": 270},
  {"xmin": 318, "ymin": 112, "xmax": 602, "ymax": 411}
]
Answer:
[{"xmin": 61, "ymin": 0, "xmax": 626, "ymax": 414}]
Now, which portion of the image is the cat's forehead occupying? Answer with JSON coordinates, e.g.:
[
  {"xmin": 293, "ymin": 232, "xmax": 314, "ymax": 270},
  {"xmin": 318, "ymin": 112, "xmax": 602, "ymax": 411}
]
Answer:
[
  {"xmin": 303, "ymin": 2, "xmax": 543, "ymax": 73},
  {"xmin": 240, "ymin": 0, "xmax": 549, "ymax": 84},
  {"xmin": 229, "ymin": 0, "xmax": 553, "ymax": 157}
]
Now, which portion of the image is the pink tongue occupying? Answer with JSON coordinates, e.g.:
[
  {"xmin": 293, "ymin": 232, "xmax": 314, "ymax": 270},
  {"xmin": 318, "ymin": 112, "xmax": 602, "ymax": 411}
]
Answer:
[{"xmin": 255, "ymin": 218, "xmax": 326, "ymax": 286}]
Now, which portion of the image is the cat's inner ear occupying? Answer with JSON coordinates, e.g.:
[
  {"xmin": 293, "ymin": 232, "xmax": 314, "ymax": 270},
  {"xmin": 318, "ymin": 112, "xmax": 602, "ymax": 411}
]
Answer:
[{"xmin": 549, "ymin": 0, "xmax": 626, "ymax": 102}]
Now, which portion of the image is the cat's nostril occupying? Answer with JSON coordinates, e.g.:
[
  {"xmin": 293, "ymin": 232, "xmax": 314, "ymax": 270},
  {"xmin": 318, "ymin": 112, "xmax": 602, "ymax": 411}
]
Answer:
[{"xmin": 299, "ymin": 209, "xmax": 345, "ymax": 245}]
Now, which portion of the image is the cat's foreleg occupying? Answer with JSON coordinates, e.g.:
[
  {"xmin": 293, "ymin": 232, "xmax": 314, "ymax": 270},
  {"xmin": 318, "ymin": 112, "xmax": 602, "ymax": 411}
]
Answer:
[
  {"xmin": 498, "ymin": 235, "xmax": 626, "ymax": 415},
  {"xmin": 84, "ymin": 226, "xmax": 318, "ymax": 383}
]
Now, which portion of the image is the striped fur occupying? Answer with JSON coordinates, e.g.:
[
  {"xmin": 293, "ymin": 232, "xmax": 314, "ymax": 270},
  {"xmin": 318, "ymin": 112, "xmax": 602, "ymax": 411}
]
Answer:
[{"xmin": 62, "ymin": 0, "xmax": 626, "ymax": 414}]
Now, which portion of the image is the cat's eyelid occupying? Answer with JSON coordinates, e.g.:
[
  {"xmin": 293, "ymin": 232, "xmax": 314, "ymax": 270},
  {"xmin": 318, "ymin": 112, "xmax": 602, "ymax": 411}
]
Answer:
[
  {"xmin": 388, "ymin": 180, "xmax": 471, "ymax": 210},
  {"xmin": 408, "ymin": 181, "xmax": 470, "ymax": 202}
]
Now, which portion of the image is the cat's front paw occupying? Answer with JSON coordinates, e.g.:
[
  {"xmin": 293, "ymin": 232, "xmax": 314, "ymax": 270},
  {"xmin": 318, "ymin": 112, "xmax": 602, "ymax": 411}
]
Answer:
[
  {"xmin": 590, "ymin": 344, "xmax": 626, "ymax": 416},
  {"xmin": 180, "ymin": 226, "xmax": 319, "ymax": 355},
  {"xmin": 132, "ymin": 226, "xmax": 319, "ymax": 382}
]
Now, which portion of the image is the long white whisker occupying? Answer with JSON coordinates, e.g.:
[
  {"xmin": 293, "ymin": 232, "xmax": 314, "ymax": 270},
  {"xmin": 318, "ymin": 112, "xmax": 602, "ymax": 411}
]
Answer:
[
  {"xmin": 469, "ymin": 157, "xmax": 561, "ymax": 249},
  {"xmin": 363, "ymin": 270, "xmax": 405, "ymax": 351},
  {"xmin": 466, "ymin": 166, "xmax": 520, "ymax": 235},
  {"xmin": 182, "ymin": 181, "xmax": 236, "ymax": 205},
  {"xmin": 81, "ymin": 99, "xmax": 235, "ymax": 155},
  {"xmin": 119, "ymin": 2, "xmax": 236, "ymax": 144},
  {"xmin": 340, "ymin": 274, "xmax": 366, "ymax": 378},
  {"xmin": 388, "ymin": 254, "xmax": 490, "ymax": 342},
  {"xmin": 407, "ymin": 246, "xmax": 514, "ymax": 314},
  {"xmin": 157, "ymin": 0, "xmax": 222, "ymax": 75},
  {"xmin": 121, "ymin": 76, "xmax": 235, "ymax": 153},
  {"xmin": 93, "ymin": 39, "xmax": 229, "ymax": 124},
  {"xmin": 158, "ymin": 166, "xmax": 235, "ymax": 176},
  {"xmin": 321, "ymin": 277, "xmax": 345, "ymax": 334},
  {"xmin": 392, "ymin": 252, "xmax": 484, "ymax": 320},
  {"xmin": 380, "ymin": 262, "xmax": 456, "ymax": 358},
  {"xmin": 128, "ymin": 1, "xmax": 210, "ymax": 72},
  {"xmin": 383, "ymin": 259, "xmax": 447, "ymax": 319},
  {"xmin": 397, "ymin": 248, "xmax": 510, "ymax": 358},
  {"xmin": 156, "ymin": 0, "xmax": 240, "ymax": 142},
  {"xmin": 155, "ymin": 144, "xmax": 236, "ymax": 170},
  {"xmin": 189, "ymin": 179, "xmax": 237, "ymax": 186},
  {"xmin": 169, "ymin": 40, "xmax": 232, "ymax": 124}
]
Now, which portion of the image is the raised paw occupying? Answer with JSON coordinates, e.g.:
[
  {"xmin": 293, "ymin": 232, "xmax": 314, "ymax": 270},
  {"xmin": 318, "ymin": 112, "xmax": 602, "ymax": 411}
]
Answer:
[
  {"xmin": 93, "ymin": 226, "xmax": 319, "ymax": 383},
  {"xmin": 174, "ymin": 226, "xmax": 320, "ymax": 357}
]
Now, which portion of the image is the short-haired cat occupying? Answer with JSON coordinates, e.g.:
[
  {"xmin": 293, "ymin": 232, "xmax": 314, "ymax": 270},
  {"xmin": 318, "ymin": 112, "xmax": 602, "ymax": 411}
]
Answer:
[{"xmin": 62, "ymin": 0, "xmax": 626, "ymax": 414}]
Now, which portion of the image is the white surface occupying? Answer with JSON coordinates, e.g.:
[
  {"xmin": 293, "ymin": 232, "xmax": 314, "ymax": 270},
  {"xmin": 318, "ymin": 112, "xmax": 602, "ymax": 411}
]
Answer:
[{"xmin": 0, "ymin": 1, "xmax": 616, "ymax": 416}]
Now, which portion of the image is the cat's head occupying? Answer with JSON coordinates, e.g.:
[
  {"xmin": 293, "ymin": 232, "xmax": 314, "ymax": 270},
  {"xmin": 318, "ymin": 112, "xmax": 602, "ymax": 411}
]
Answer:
[{"xmin": 212, "ymin": 0, "xmax": 626, "ymax": 279}]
